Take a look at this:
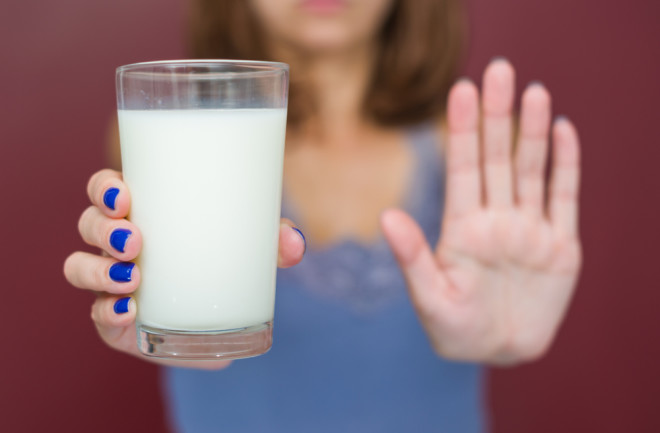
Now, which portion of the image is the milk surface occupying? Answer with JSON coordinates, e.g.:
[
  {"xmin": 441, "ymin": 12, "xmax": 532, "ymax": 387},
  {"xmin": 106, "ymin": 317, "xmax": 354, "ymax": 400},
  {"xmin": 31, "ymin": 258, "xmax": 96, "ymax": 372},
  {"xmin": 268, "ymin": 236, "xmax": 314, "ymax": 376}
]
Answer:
[{"xmin": 118, "ymin": 109, "xmax": 287, "ymax": 331}]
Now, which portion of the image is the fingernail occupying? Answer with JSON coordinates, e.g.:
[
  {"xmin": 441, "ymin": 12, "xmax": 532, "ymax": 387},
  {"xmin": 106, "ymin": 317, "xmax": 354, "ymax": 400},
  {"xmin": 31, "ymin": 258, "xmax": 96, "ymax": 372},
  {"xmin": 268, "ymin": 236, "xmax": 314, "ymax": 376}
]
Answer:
[
  {"xmin": 292, "ymin": 227, "xmax": 306, "ymax": 254},
  {"xmin": 103, "ymin": 187, "xmax": 120, "ymax": 210},
  {"xmin": 527, "ymin": 80, "xmax": 545, "ymax": 89},
  {"xmin": 110, "ymin": 228, "xmax": 132, "ymax": 253},
  {"xmin": 555, "ymin": 115, "xmax": 570, "ymax": 124},
  {"xmin": 113, "ymin": 297, "xmax": 131, "ymax": 314},
  {"xmin": 109, "ymin": 262, "xmax": 135, "ymax": 282},
  {"xmin": 490, "ymin": 55, "xmax": 509, "ymax": 64},
  {"xmin": 455, "ymin": 76, "xmax": 474, "ymax": 85}
]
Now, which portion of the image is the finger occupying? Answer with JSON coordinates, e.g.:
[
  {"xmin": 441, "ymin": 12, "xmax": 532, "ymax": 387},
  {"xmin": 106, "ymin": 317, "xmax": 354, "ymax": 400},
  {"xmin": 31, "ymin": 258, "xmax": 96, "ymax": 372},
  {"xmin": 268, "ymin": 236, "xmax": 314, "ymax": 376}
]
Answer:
[
  {"xmin": 549, "ymin": 117, "xmax": 581, "ymax": 236},
  {"xmin": 87, "ymin": 169, "xmax": 131, "ymax": 218},
  {"xmin": 278, "ymin": 219, "xmax": 305, "ymax": 268},
  {"xmin": 64, "ymin": 251, "xmax": 140, "ymax": 294},
  {"xmin": 91, "ymin": 296, "xmax": 233, "ymax": 370},
  {"xmin": 91, "ymin": 295, "xmax": 138, "ymax": 352},
  {"xmin": 381, "ymin": 209, "xmax": 447, "ymax": 310},
  {"xmin": 482, "ymin": 58, "xmax": 516, "ymax": 208},
  {"xmin": 515, "ymin": 83, "xmax": 552, "ymax": 216},
  {"xmin": 78, "ymin": 206, "xmax": 142, "ymax": 260},
  {"xmin": 445, "ymin": 79, "xmax": 482, "ymax": 219}
]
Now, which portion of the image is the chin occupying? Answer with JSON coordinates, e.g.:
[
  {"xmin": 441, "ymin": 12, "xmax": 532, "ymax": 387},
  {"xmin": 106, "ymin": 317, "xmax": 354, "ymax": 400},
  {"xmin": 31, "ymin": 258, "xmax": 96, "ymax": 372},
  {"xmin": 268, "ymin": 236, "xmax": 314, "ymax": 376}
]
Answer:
[
  {"xmin": 290, "ymin": 23, "xmax": 374, "ymax": 54},
  {"xmin": 299, "ymin": 34, "xmax": 355, "ymax": 53},
  {"xmin": 251, "ymin": 0, "xmax": 392, "ymax": 56}
]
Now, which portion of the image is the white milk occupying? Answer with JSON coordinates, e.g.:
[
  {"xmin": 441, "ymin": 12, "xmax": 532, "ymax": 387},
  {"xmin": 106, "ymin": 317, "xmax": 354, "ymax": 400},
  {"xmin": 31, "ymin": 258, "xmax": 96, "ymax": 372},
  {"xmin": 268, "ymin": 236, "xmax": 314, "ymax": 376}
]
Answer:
[{"xmin": 118, "ymin": 109, "xmax": 287, "ymax": 331}]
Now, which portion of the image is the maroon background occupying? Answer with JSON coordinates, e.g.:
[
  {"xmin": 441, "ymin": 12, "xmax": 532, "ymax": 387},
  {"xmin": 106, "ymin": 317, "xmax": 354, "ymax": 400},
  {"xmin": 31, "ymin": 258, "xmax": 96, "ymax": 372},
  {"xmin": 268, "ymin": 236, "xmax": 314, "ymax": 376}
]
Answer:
[{"xmin": 2, "ymin": 0, "xmax": 659, "ymax": 432}]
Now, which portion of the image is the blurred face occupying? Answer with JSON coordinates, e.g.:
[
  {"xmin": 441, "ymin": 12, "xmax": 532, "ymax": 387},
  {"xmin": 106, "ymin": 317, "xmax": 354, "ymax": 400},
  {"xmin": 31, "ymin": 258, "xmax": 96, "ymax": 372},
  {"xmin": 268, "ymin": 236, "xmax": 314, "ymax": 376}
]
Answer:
[{"xmin": 248, "ymin": 0, "xmax": 396, "ymax": 54}]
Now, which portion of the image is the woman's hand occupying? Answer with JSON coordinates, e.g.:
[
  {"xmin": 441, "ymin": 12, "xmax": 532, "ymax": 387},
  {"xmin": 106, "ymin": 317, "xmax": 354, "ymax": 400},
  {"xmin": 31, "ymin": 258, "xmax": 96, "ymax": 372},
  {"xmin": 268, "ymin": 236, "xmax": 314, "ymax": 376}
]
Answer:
[
  {"xmin": 64, "ymin": 169, "xmax": 306, "ymax": 369},
  {"xmin": 382, "ymin": 59, "xmax": 582, "ymax": 365}
]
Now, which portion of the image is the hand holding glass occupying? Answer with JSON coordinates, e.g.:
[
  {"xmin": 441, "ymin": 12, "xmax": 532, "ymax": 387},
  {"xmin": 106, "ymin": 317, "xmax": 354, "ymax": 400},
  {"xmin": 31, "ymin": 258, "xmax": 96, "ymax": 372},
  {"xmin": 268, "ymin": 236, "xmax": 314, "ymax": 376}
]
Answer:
[{"xmin": 116, "ymin": 60, "xmax": 289, "ymax": 359}]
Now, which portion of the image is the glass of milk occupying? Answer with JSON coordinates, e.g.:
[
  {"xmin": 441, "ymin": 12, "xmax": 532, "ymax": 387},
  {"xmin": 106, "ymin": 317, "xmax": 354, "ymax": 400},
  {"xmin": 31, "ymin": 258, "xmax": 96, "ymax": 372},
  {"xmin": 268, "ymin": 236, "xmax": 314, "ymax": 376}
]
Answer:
[{"xmin": 116, "ymin": 60, "xmax": 288, "ymax": 360}]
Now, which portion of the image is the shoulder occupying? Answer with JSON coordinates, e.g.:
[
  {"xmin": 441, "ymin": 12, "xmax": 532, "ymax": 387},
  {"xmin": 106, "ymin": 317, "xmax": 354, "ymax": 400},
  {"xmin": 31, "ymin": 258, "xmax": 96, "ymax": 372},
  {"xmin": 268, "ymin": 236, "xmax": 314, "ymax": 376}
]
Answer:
[
  {"xmin": 401, "ymin": 116, "xmax": 446, "ymax": 169},
  {"xmin": 428, "ymin": 115, "xmax": 447, "ymax": 157}
]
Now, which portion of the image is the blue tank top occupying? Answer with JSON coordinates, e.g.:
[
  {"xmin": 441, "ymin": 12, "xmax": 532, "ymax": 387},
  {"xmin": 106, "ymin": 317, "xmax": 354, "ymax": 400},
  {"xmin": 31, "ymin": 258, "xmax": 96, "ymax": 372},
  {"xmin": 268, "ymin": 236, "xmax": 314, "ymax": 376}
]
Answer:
[{"xmin": 162, "ymin": 124, "xmax": 488, "ymax": 433}]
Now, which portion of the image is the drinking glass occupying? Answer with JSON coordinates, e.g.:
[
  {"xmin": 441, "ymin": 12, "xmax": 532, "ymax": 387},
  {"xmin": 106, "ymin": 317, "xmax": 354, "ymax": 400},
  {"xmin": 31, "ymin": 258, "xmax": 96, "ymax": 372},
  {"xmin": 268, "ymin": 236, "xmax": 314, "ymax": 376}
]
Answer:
[{"xmin": 116, "ymin": 60, "xmax": 289, "ymax": 359}]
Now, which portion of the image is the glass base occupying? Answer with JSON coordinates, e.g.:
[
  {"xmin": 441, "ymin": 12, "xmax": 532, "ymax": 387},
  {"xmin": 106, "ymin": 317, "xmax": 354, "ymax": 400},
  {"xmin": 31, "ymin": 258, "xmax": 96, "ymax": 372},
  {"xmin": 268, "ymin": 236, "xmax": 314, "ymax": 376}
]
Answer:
[{"xmin": 137, "ymin": 321, "xmax": 272, "ymax": 360}]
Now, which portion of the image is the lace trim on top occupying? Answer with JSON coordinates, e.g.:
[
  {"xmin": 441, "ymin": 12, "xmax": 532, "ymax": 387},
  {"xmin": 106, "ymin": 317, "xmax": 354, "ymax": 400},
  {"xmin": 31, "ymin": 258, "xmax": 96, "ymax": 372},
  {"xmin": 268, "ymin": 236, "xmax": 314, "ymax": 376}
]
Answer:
[{"xmin": 277, "ymin": 123, "xmax": 445, "ymax": 315}]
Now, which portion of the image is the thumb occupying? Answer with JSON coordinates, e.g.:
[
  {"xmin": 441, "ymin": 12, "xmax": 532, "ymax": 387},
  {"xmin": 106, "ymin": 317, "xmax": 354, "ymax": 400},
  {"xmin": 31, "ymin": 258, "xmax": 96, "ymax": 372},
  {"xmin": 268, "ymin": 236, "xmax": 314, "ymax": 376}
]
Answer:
[{"xmin": 381, "ymin": 208, "xmax": 446, "ymax": 310}]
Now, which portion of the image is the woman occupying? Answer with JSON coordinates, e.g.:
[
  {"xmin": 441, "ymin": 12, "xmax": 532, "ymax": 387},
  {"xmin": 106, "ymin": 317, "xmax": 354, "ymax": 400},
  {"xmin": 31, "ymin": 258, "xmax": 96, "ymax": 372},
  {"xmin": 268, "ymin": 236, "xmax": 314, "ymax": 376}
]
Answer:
[{"xmin": 64, "ymin": 0, "xmax": 582, "ymax": 431}]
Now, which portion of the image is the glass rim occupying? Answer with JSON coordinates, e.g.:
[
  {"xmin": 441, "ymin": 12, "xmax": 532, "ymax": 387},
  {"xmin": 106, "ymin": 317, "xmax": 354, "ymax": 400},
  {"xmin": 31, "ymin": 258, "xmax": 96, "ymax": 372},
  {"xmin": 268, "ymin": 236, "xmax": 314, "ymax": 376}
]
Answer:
[{"xmin": 116, "ymin": 59, "xmax": 289, "ymax": 77}]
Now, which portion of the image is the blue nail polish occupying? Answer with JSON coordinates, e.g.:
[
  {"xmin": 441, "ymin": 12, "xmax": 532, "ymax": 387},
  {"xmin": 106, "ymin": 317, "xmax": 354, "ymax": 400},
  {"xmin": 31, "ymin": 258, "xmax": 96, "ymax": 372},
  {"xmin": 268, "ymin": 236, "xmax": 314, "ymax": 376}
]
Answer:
[
  {"xmin": 113, "ymin": 297, "xmax": 131, "ymax": 314},
  {"xmin": 103, "ymin": 187, "xmax": 120, "ymax": 210},
  {"xmin": 109, "ymin": 262, "xmax": 135, "ymax": 282},
  {"xmin": 292, "ymin": 227, "xmax": 306, "ymax": 253},
  {"xmin": 110, "ymin": 228, "xmax": 132, "ymax": 253}
]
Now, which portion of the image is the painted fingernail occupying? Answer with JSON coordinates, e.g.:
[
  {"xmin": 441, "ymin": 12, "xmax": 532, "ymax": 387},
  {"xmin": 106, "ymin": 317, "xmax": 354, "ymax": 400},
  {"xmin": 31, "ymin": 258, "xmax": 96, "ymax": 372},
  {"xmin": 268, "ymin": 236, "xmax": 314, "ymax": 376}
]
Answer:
[
  {"xmin": 103, "ymin": 187, "xmax": 120, "ymax": 210},
  {"xmin": 490, "ymin": 55, "xmax": 509, "ymax": 64},
  {"xmin": 114, "ymin": 297, "xmax": 131, "ymax": 314},
  {"xmin": 109, "ymin": 262, "xmax": 135, "ymax": 282},
  {"xmin": 110, "ymin": 228, "xmax": 132, "ymax": 253},
  {"xmin": 292, "ymin": 227, "xmax": 306, "ymax": 254},
  {"xmin": 527, "ymin": 80, "xmax": 545, "ymax": 89}
]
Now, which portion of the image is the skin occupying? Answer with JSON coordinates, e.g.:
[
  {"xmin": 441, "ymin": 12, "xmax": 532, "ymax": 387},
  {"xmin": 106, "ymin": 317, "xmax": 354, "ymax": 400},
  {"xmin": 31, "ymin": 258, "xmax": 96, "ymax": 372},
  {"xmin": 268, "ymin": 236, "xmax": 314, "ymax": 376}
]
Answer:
[
  {"xmin": 382, "ymin": 74, "xmax": 581, "ymax": 364},
  {"xmin": 64, "ymin": 0, "xmax": 581, "ymax": 368}
]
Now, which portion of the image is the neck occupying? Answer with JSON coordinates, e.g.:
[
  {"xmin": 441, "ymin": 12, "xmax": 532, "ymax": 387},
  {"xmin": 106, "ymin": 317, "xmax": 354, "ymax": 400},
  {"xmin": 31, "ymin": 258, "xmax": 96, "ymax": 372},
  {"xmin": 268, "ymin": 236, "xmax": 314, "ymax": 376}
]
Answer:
[{"xmin": 272, "ymin": 42, "xmax": 379, "ymax": 146}]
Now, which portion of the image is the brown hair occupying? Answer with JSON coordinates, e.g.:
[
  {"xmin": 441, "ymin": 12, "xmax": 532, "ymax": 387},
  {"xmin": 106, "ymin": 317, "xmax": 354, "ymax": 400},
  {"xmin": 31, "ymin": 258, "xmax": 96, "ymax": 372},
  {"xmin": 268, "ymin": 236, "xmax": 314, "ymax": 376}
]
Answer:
[{"xmin": 188, "ymin": 0, "xmax": 465, "ymax": 126}]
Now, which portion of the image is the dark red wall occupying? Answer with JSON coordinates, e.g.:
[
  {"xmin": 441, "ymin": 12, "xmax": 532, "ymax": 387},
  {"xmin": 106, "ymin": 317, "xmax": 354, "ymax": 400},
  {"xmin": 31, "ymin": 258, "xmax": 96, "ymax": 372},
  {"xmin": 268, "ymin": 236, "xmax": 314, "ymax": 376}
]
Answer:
[
  {"xmin": 1, "ymin": 1, "xmax": 658, "ymax": 432},
  {"xmin": 462, "ymin": 1, "xmax": 660, "ymax": 431}
]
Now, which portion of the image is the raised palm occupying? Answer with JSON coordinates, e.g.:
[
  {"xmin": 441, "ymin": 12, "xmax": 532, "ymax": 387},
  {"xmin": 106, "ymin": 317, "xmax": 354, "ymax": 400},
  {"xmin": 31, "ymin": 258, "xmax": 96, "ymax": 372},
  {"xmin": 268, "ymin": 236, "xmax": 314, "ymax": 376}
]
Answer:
[{"xmin": 382, "ymin": 59, "xmax": 581, "ymax": 364}]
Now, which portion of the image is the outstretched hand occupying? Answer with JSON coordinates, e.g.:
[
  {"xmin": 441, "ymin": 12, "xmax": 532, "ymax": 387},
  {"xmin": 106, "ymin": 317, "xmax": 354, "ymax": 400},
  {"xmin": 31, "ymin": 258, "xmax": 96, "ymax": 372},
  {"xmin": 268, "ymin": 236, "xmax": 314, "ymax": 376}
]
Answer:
[{"xmin": 382, "ymin": 59, "xmax": 582, "ymax": 365}]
